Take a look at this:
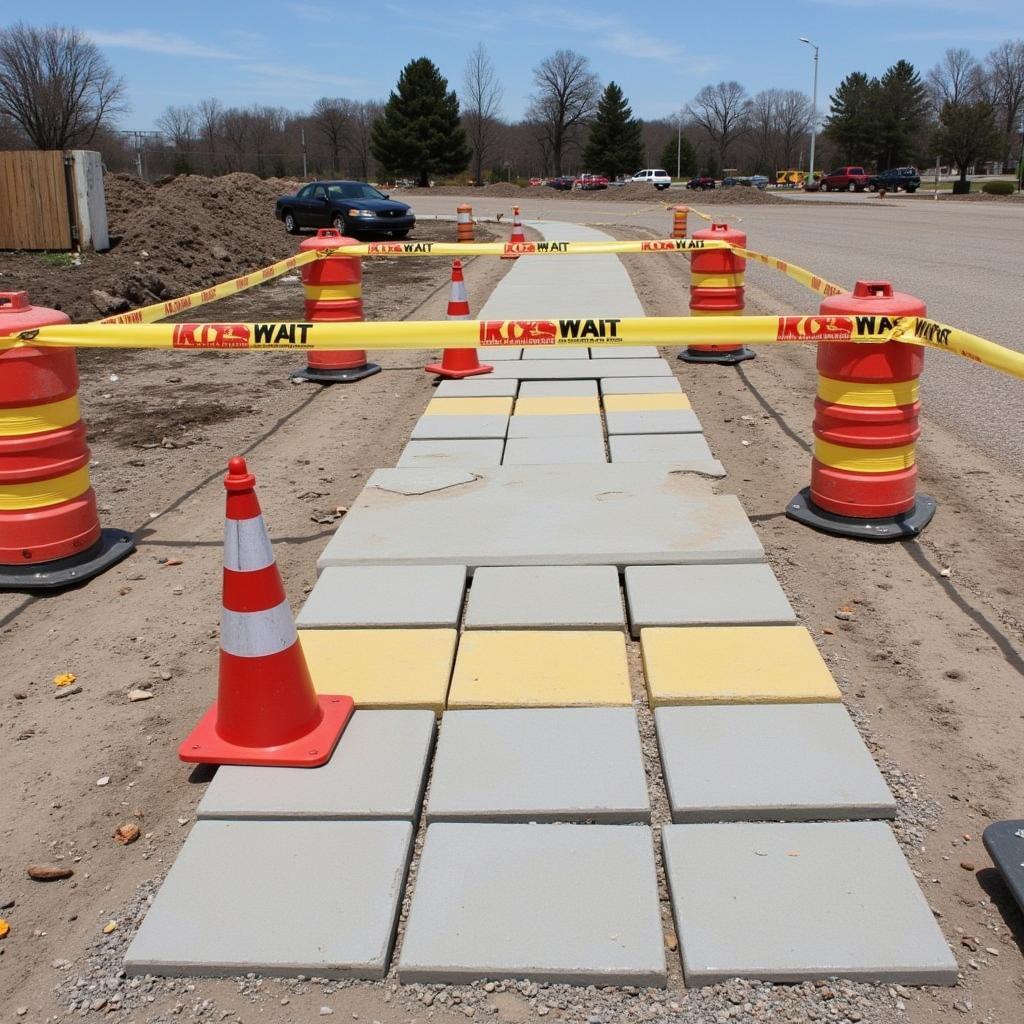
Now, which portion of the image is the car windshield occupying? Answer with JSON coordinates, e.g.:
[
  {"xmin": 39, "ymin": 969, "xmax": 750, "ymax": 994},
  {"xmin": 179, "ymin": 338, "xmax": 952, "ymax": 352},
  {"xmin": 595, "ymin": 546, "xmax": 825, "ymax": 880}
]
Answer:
[{"xmin": 326, "ymin": 183, "xmax": 387, "ymax": 201}]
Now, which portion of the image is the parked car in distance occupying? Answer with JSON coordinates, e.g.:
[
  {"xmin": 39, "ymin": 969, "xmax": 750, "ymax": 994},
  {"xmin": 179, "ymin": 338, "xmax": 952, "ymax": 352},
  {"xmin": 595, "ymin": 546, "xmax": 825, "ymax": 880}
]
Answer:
[
  {"xmin": 819, "ymin": 166, "xmax": 871, "ymax": 192},
  {"xmin": 529, "ymin": 177, "xmax": 544, "ymax": 186},
  {"xmin": 275, "ymin": 181, "xmax": 415, "ymax": 237},
  {"xmin": 686, "ymin": 175, "xmax": 716, "ymax": 190},
  {"xmin": 574, "ymin": 173, "xmax": 609, "ymax": 190},
  {"xmin": 546, "ymin": 176, "xmax": 575, "ymax": 191},
  {"xmin": 749, "ymin": 174, "xmax": 769, "ymax": 189},
  {"xmin": 630, "ymin": 168, "xmax": 672, "ymax": 190},
  {"xmin": 867, "ymin": 167, "xmax": 920, "ymax": 193}
]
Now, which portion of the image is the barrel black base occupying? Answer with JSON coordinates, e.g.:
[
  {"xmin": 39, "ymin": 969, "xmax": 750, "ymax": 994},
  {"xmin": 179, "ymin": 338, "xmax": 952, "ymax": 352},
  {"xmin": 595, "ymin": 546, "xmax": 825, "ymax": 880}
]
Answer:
[
  {"xmin": 786, "ymin": 488, "xmax": 936, "ymax": 541},
  {"xmin": 678, "ymin": 347, "xmax": 756, "ymax": 365},
  {"xmin": 291, "ymin": 363, "xmax": 381, "ymax": 384},
  {"xmin": 0, "ymin": 528, "xmax": 135, "ymax": 591}
]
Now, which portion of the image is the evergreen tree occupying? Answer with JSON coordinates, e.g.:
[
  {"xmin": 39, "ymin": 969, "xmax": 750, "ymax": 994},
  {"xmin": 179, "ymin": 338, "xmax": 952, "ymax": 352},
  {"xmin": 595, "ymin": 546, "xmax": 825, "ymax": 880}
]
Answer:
[
  {"xmin": 582, "ymin": 82, "xmax": 644, "ymax": 178},
  {"xmin": 934, "ymin": 99, "xmax": 1001, "ymax": 185},
  {"xmin": 371, "ymin": 58, "xmax": 470, "ymax": 186},
  {"xmin": 823, "ymin": 72, "xmax": 878, "ymax": 165},
  {"xmin": 874, "ymin": 60, "xmax": 929, "ymax": 169},
  {"xmin": 660, "ymin": 134, "xmax": 697, "ymax": 177}
]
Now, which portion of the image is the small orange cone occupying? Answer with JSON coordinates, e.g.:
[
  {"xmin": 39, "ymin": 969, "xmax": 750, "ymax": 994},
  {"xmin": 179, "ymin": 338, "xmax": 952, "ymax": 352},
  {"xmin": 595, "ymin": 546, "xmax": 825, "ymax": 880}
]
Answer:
[
  {"xmin": 179, "ymin": 457, "xmax": 353, "ymax": 767},
  {"xmin": 424, "ymin": 260, "xmax": 493, "ymax": 379},
  {"xmin": 502, "ymin": 206, "xmax": 526, "ymax": 259}
]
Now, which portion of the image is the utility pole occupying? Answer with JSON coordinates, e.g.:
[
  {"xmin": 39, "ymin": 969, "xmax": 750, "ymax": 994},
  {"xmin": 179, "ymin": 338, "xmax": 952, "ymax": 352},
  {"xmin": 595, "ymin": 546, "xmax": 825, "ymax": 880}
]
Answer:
[
  {"xmin": 301, "ymin": 127, "xmax": 308, "ymax": 179},
  {"xmin": 677, "ymin": 113, "xmax": 682, "ymax": 180},
  {"xmin": 800, "ymin": 38, "xmax": 820, "ymax": 187},
  {"xmin": 1018, "ymin": 109, "xmax": 1024, "ymax": 194}
]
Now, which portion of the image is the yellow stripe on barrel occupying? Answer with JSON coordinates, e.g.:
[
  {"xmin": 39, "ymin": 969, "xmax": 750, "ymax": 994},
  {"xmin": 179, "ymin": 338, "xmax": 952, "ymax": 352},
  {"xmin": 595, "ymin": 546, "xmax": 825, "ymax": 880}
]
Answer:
[
  {"xmin": 0, "ymin": 465, "xmax": 91, "ymax": 510},
  {"xmin": 0, "ymin": 396, "xmax": 81, "ymax": 437},
  {"xmin": 814, "ymin": 439, "xmax": 916, "ymax": 473},
  {"xmin": 817, "ymin": 376, "xmax": 919, "ymax": 408}
]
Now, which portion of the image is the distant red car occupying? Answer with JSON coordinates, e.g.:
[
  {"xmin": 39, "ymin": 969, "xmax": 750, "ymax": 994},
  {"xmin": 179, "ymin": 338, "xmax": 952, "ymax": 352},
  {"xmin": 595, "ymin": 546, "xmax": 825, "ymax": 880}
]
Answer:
[
  {"xmin": 529, "ymin": 177, "xmax": 543, "ymax": 186},
  {"xmin": 574, "ymin": 173, "xmax": 609, "ymax": 191}
]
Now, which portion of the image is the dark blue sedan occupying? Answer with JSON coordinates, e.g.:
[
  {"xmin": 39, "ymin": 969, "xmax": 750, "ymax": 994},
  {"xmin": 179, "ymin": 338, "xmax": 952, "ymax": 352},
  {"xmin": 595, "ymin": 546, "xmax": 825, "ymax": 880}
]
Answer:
[{"xmin": 275, "ymin": 180, "xmax": 415, "ymax": 237}]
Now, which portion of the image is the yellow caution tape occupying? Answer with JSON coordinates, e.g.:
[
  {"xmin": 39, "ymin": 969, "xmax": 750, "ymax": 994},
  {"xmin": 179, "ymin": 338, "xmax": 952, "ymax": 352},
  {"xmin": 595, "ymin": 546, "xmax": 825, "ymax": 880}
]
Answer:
[
  {"xmin": 814, "ymin": 440, "xmax": 916, "ymax": 473},
  {"xmin": 734, "ymin": 247, "xmax": 845, "ymax": 297},
  {"xmin": 336, "ymin": 238, "xmax": 725, "ymax": 258},
  {"xmin": 97, "ymin": 250, "xmax": 321, "ymax": 325},
  {"xmin": 9, "ymin": 314, "xmax": 1023, "ymax": 383},
  {"xmin": 5, "ymin": 314, "xmax": 894, "ymax": 352},
  {"xmin": 817, "ymin": 376, "xmax": 919, "ymax": 408},
  {"xmin": 890, "ymin": 317, "xmax": 1024, "ymax": 381},
  {"xmin": 0, "ymin": 395, "xmax": 80, "ymax": 436},
  {"xmin": 0, "ymin": 465, "xmax": 91, "ymax": 510}
]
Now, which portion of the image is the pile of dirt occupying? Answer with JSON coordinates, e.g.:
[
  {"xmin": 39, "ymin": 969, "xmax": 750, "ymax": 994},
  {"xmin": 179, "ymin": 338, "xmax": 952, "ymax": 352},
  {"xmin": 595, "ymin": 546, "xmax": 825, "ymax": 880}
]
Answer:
[
  {"xmin": 674, "ymin": 186, "xmax": 786, "ymax": 205},
  {"xmin": 397, "ymin": 183, "xmax": 527, "ymax": 197},
  {"xmin": 937, "ymin": 189, "xmax": 1024, "ymax": 201},
  {"xmin": 0, "ymin": 172, "xmax": 379, "ymax": 323}
]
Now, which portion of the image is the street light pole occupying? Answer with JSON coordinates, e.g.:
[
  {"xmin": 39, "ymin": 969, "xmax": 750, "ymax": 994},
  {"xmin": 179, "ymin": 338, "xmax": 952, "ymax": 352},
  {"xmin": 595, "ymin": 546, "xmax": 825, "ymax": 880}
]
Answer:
[
  {"xmin": 677, "ymin": 113, "xmax": 682, "ymax": 180},
  {"xmin": 800, "ymin": 37, "xmax": 820, "ymax": 186}
]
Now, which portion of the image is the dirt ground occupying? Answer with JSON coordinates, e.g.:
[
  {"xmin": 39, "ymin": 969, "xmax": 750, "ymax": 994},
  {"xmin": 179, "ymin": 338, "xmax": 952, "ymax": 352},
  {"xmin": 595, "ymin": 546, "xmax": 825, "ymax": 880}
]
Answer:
[{"xmin": 2, "ymin": 198, "xmax": 1023, "ymax": 1024}]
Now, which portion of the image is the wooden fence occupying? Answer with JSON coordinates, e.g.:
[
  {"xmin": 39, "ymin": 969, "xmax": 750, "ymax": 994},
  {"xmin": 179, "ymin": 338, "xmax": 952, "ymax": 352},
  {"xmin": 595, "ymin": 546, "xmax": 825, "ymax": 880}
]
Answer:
[{"xmin": 0, "ymin": 150, "xmax": 74, "ymax": 250}]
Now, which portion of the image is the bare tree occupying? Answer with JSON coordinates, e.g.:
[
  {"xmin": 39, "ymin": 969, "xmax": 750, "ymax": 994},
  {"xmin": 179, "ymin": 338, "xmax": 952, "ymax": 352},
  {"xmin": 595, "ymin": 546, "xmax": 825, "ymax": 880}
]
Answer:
[
  {"xmin": 774, "ymin": 89, "xmax": 813, "ymax": 170},
  {"xmin": 986, "ymin": 40, "xmax": 1024, "ymax": 165},
  {"xmin": 345, "ymin": 100, "xmax": 382, "ymax": 180},
  {"xmin": 0, "ymin": 22, "xmax": 126, "ymax": 149},
  {"xmin": 311, "ymin": 97, "xmax": 349, "ymax": 174},
  {"xmin": 155, "ymin": 105, "xmax": 196, "ymax": 172},
  {"xmin": 688, "ymin": 81, "xmax": 752, "ymax": 172},
  {"xmin": 749, "ymin": 90, "xmax": 780, "ymax": 171},
  {"xmin": 527, "ymin": 50, "xmax": 599, "ymax": 176},
  {"xmin": 220, "ymin": 109, "xmax": 248, "ymax": 172},
  {"xmin": 926, "ymin": 48, "xmax": 985, "ymax": 111},
  {"xmin": 196, "ymin": 97, "xmax": 223, "ymax": 174},
  {"xmin": 463, "ymin": 43, "xmax": 503, "ymax": 184}
]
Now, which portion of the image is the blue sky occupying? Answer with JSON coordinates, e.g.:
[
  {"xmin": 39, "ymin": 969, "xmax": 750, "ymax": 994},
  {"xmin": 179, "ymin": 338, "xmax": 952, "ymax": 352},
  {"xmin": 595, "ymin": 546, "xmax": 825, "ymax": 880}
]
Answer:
[{"xmin": 16, "ymin": 1, "xmax": 1024, "ymax": 127}]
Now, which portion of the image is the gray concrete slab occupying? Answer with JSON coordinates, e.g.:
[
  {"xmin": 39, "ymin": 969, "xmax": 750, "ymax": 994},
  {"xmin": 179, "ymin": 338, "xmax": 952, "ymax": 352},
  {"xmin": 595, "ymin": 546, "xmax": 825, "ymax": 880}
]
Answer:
[
  {"xmin": 609, "ymin": 434, "xmax": 716, "ymax": 463},
  {"xmin": 297, "ymin": 565, "xmax": 467, "ymax": 628},
  {"xmin": 502, "ymin": 436, "xmax": 607, "ymax": 465},
  {"xmin": 124, "ymin": 820, "xmax": 412, "ymax": 979},
  {"xmin": 480, "ymin": 347, "xmax": 522, "ymax": 360},
  {"xmin": 518, "ymin": 380, "xmax": 599, "ymax": 398},
  {"xmin": 506, "ymin": 414, "xmax": 604, "ymax": 439},
  {"xmin": 397, "ymin": 439, "xmax": 505, "ymax": 470},
  {"xmin": 398, "ymin": 822, "xmax": 666, "ymax": 985},
  {"xmin": 490, "ymin": 359, "xmax": 673, "ymax": 380},
  {"xmin": 655, "ymin": 704, "xmax": 896, "ymax": 822},
  {"xmin": 520, "ymin": 346, "xmax": 591, "ymax": 360},
  {"xmin": 465, "ymin": 565, "xmax": 624, "ymax": 630},
  {"xmin": 411, "ymin": 415, "xmax": 508, "ymax": 441},
  {"xmin": 426, "ymin": 707, "xmax": 649, "ymax": 822},
  {"xmin": 600, "ymin": 377, "xmax": 684, "ymax": 395},
  {"xmin": 318, "ymin": 465, "xmax": 763, "ymax": 570},
  {"xmin": 624, "ymin": 563, "xmax": 796, "ymax": 636},
  {"xmin": 434, "ymin": 378, "xmax": 519, "ymax": 398},
  {"xmin": 662, "ymin": 821, "xmax": 957, "ymax": 986},
  {"xmin": 606, "ymin": 410, "xmax": 704, "ymax": 435},
  {"xmin": 197, "ymin": 710, "xmax": 437, "ymax": 821},
  {"xmin": 590, "ymin": 347, "xmax": 661, "ymax": 358}
]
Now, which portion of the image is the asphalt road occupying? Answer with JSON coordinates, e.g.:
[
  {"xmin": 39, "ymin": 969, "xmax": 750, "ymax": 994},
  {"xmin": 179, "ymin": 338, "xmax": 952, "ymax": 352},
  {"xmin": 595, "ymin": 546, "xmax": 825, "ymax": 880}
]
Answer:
[{"xmin": 409, "ymin": 192, "xmax": 1024, "ymax": 474}]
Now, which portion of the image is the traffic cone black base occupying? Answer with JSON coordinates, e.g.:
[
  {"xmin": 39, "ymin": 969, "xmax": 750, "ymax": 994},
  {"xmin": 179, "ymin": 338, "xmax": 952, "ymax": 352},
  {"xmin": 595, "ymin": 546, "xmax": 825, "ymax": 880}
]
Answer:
[
  {"xmin": 786, "ymin": 488, "xmax": 936, "ymax": 541},
  {"xmin": 0, "ymin": 527, "xmax": 134, "ymax": 592},
  {"xmin": 678, "ymin": 347, "xmax": 756, "ymax": 365},
  {"xmin": 291, "ymin": 362, "xmax": 381, "ymax": 383}
]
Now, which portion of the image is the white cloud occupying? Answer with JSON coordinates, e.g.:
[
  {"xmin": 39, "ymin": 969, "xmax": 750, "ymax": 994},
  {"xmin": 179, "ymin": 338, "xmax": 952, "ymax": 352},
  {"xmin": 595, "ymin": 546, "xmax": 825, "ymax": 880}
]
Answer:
[
  {"xmin": 288, "ymin": 3, "xmax": 335, "ymax": 22},
  {"xmin": 897, "ymin": 27, "xmax": 1024, "ymax": 42},
  {"xmin": 86, "ymin": 28, "xmax": 237, "ymax": 59},
  {"xmin": 526, "ymin": 10, "xmax": 687, "ymax": 64}
]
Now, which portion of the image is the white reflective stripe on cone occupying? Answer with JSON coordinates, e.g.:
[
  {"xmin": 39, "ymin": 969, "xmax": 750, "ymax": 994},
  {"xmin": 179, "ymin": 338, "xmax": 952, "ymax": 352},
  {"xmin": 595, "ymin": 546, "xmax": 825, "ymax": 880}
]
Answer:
[
  {"xmin": 221, "ymin": 599, "xmax": 297, "ymax": 658},
  {"xmin": 450, "ymin": 281, "xmax": 468, "ymax": 302},
  {"xmin": 223, "ymin": 516, "xmax": 275, "ymax": 572}
]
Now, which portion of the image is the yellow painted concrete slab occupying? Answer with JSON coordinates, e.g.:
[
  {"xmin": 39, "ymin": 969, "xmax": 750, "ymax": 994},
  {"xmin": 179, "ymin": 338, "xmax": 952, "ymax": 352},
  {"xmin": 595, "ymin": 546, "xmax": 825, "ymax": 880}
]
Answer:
[
  {"xmin": 513, "ymin": 396, "xmax": 601, "ymax": 416},
  {"xmin": 447, "ymin": 631, "xmax": 632, "ymax": 709},
  {"xmin": 299, "ymin": 628, "xmax": 457, "ymax": 712},
  {"xmin": 641, "ymin": 626, "xmax": 841, "ymax": 706},
  {"xmin": 424, "ymin": 397, "xmax": 514, "ymax": 417},
  {"xmin": 602, "ymin": 393, "xmax": 692, "ymax": 413}
]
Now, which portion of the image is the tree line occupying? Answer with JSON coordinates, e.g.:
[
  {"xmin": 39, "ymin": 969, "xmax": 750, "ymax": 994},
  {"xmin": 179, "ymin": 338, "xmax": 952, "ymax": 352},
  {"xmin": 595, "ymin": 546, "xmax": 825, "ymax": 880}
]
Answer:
[{"xmin": 1, "ymin": 21, "xmax": 1021, "ymax": 186}]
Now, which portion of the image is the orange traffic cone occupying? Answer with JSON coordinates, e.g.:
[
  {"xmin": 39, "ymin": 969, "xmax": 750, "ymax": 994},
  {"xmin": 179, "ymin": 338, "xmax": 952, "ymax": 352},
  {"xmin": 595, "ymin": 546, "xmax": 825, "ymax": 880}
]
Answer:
[
  {"xmin": 179, "ymin": 457, "xmax": 353, "ymax": 767},
  {"xmin": 424, "ymin": 260, "xmax": 493, "ymax": 379},
  {"xmin": 502, "ymin": 206, "xmax": 526, "ymax": 259}
]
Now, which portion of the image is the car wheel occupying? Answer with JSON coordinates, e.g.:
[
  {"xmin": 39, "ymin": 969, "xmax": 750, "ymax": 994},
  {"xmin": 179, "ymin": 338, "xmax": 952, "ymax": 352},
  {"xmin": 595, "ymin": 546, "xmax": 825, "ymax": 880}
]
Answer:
[
  {"xmin": 331, "ymin": 213, "xmax": 346, "ymax": 233},
  {"xmin": 391, "ymin": 229, "xmax": 410, "ymax": 239},
  {"xmin": 283, "ymin": 211, "xmax": 300, "ymax": 235},
  {"xmin": 868, "ymin": 183, "xmax": 877, "ymax": 192},
  {"xmin": 847, "ymin": 182, "xmax": 856, "ymax": 192},
  {"xmin": 906, "ymin": 187, "xmax": 917, "ymax": 193},
  {"xmin": 820, "ymin": 182, "xmax": 829, "ymax": 192}
]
